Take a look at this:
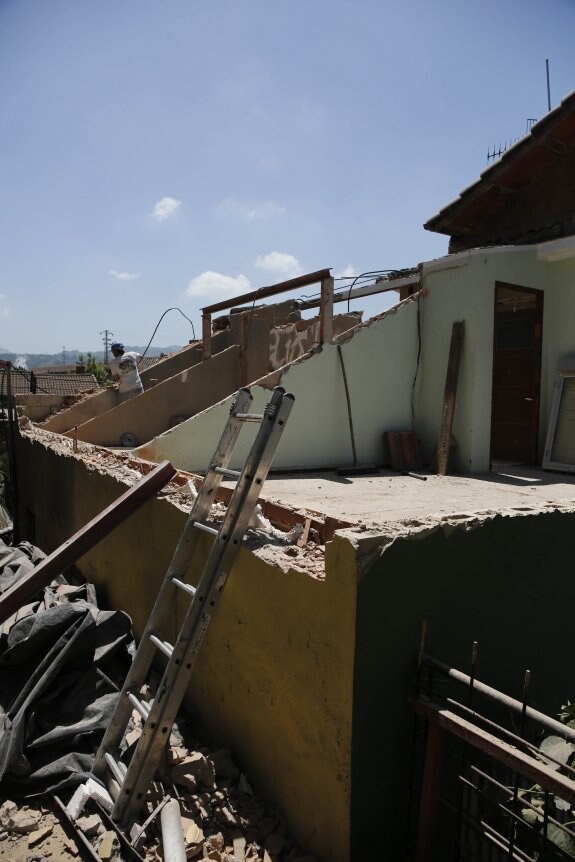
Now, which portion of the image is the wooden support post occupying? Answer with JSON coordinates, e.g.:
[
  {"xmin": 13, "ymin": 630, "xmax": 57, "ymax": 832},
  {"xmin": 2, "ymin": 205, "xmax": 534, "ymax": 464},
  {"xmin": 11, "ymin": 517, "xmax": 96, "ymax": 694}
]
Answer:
[
  {"xmin": 202, "ymin": 313, "xmax": 212, "ymax": 361},
  {"xmin": 415, "ymin": 722, "xmax": 446, "ymax": 862},
  {"xmin": 240, "ymin": 314, "xmax": 249, "ymax": 386},
  {"xmin": 0, "ymin": 460, "xmax": 176, "ymax": 625},
  {"xmin": 436, "ymin": 320, "xmax": 465, "ymax": 475},
  {"xmin": 319, "ymin": 276, "xmax": 334, "ymax": 344}
]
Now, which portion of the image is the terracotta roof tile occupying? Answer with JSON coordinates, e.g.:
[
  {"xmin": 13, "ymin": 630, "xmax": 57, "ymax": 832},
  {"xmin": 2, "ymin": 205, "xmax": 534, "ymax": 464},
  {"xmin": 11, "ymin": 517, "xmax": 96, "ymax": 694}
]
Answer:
[{"xmin": 5, "ymin": 371, "xmax": 100, "ymax": 396}]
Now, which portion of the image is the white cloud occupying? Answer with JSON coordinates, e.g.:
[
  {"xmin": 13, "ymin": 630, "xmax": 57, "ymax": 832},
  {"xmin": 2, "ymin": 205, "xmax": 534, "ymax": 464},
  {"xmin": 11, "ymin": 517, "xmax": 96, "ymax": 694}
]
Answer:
[
  {"xmin": 185, "ymin": 271, "xmax": 251, "ymax": 299},
  {"xmin": 215, "ymin": 198, "xmax": 286, "ymax": 222},
  {"xmin": 336, "ymin": 265, "xmax": 358, "ymax": 278},
  {"xmin": 109, "ymin": 269, "xmax": 140, "ymax": 281},
  {"xmin": 0, "ymin": 306, "xmax": 9, "ymax": 318},
  {"xmin": 151, "ymin": 196, "xmax": 182, "ymax": 222},
  {"xmin": 254, "ymin": 252, "xmax": 301, "ymax": 277}
]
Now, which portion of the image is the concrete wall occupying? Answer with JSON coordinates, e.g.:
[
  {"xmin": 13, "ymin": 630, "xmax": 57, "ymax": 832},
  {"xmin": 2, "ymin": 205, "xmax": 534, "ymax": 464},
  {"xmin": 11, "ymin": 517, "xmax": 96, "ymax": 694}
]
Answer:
[
  {"xmin": 15, "ymin": 432, "xmax": 355, "ymax": 862},
  {"xmin": 135, "ymin": 299, "xmax": 418, "ymax": 472},
  {"xmin": 69, "ymin": 347, "xmax": 241, "ymax": 447},
  {"xmin": 351, "ymin": 507, "xmax": 575, "ymax": 857},
  {"xmin": 39, "ymin": 388, "xmax": 119, "ymax": 433},
  {"xmin": 16, "ymin": 394, "xmax": 66, "ymax": 422}
]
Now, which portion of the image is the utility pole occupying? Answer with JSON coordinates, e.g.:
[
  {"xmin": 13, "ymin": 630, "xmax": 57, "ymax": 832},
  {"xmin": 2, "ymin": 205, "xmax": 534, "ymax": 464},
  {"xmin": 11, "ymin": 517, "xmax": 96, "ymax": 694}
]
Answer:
[
  {"xmin": 101, "ymin": 330, "xmax": 113, "ymax": 365},
  {"xmin": 62, "ymin": 346, "xmax": 66, "ymax": 365}
]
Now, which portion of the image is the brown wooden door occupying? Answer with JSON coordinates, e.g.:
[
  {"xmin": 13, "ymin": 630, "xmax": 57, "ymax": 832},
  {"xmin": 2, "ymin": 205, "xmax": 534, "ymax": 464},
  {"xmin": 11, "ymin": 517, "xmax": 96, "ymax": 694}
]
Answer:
[{"xmin": 490, "ymin": 282, "xmax": 543, "ymax": 465}]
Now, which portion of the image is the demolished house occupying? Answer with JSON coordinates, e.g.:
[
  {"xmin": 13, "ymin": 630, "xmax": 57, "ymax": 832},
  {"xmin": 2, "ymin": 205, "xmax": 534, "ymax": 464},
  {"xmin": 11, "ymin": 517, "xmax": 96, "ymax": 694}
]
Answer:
[{"xmin": 4, "ymin": 88, "xmax": 575, "ymax": 860}]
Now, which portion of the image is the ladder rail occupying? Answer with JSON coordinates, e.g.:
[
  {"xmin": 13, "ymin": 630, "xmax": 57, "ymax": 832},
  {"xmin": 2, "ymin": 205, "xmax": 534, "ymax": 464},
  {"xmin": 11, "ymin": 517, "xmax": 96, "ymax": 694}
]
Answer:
[
  {"xmin": 93, "ymin": 387, "xmax": 294, "ymax": 829},
  {"xmin": 112, "ymin": 388, "xmax": 293, "ymax": 827},
  {"xmin": 94, "ymin": 388, "xmax": 253, "ymax": 773}
]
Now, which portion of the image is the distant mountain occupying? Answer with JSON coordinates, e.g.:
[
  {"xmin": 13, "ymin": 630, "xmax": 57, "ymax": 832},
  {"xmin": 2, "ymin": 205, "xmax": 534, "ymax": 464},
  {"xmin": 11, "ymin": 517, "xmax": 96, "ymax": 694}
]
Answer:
[{"xmin": 0, "ymin": 345, "xmax": 185, "ymax": 370}]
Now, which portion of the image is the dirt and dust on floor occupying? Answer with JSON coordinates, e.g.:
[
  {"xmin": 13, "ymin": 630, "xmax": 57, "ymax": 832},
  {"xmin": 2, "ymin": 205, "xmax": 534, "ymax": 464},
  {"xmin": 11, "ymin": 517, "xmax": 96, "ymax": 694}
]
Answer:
[{"xmin": 0, "ymin": 538, "xmax": 317, "ymax": 862}]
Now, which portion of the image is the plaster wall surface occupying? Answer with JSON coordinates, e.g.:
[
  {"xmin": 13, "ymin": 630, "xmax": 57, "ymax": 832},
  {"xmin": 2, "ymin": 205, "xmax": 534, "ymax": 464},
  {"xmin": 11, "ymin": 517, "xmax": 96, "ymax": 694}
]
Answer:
[
  {"xmin": 40, "ymin": 387, "xmax": 118, "ymax": 433},
  {"xmin": 135, "ymin": 300, "xmax": 418, "ymax": 472},
  {"xmin": 69, "ymin": 347, "xmax": 241, "ymax": 447},
  {"xmin": 417, "ymin": 244, "xmax": 575, "ymax": 471},
  {"xmin": 15, "ymin": 394, "xmax": 66, "ymax": 422},
  {"xmin": 16, "ymin": 432, "xmax": 355, "ymax": 862}
]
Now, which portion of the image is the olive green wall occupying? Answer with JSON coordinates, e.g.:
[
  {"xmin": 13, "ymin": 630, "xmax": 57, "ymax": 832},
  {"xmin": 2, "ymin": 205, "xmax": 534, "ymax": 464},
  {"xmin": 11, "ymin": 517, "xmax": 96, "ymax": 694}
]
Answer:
[
  {"xmin": 351, "ymin": 508, "xmax": 575, "ymax": 858},
  {"xmin": 418, "ymin": 242, "xmax": 575, "ymax": 471}
]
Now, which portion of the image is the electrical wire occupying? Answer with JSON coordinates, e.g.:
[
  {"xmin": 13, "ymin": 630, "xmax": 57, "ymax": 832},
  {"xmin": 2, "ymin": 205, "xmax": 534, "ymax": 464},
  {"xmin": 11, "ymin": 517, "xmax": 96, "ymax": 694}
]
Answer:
[
  {"xmin": 410, "ymin": 264, "xmax": 424, "ymax": 431},
  {"xmin": 296, "ymin": 270, "xmax": 402, "ymax": 313},
  {"xmin": 139, "ymin": 307, "xmax": 196, "ymax": 361}
]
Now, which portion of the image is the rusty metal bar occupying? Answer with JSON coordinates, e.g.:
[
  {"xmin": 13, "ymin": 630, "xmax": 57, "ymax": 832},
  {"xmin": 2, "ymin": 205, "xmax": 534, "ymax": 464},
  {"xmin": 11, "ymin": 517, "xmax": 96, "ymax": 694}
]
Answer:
[
  {"xmin": 415, "ymin": 722, "xmax": 445, "ymax": 862},
  {"xmin": 411, "ymin": 698, "xmax": 575, "ymax": 806},
  {"xmin": 443, "ymin": 695, "xmax": 575, "ymax": 777},
  {"xmin": 200, "ymin": 268, "xmax": 331, "ymax": 315},
  {"xmin": 422, "ymin": 653, "xmax": 575, "ymax": 744},
  {"xmin": 0, "ymin": 460, "xmax": 176, "ymax": 625}
]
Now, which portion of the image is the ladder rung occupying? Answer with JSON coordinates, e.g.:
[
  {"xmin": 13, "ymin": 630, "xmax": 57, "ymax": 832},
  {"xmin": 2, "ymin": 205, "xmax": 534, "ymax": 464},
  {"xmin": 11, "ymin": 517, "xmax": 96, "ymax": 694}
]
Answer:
[
  {"xmin": 105, "ymin": 752, "xmax": 126, "ymax": 785},
  {"xmin": 150, "ymin": 634, "xmax": 174, "ymax": 658},
  {"xmin": 235, "ymin": 413, "xmax": 263, "ymax": 422},
  {"xmin": 212, "ymin": 466, "xmax": 242, "ymax": 479},
  {"xmin": 171, "ymin": 577, "xmax": 197, "ymax": 598},
  {"xmin": 127, "ymin": 692, "xmax": 151, "ymax": 720},
  {"xmin": 192, "ymin": 521, "xmax": 218, "ymax": 536}
]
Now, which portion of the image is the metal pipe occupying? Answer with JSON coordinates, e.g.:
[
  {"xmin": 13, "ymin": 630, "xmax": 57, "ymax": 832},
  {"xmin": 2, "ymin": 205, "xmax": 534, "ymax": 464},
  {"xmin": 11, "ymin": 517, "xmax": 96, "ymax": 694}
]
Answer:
[
  {"xmin": 422, "ymin": 654, "xmax": 575, "ymax": 743},
  {"xmin": 160, "ymin": 798, "xmax": 187, "ymax": 862}
]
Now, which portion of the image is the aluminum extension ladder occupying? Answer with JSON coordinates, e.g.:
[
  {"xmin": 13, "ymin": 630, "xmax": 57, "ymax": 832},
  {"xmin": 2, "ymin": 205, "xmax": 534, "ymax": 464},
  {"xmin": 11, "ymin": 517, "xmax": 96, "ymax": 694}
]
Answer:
[{"xmin": 92, "ymin": 386, "xmax": 294, "ymax": 828}]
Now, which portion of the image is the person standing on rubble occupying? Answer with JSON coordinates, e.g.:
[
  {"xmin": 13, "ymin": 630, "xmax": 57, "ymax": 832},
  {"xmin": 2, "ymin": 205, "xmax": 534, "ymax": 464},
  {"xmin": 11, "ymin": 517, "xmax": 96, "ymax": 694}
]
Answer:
[{"xmin": 108, "ymin": 342, "xmax": 144, "ymax": 403}]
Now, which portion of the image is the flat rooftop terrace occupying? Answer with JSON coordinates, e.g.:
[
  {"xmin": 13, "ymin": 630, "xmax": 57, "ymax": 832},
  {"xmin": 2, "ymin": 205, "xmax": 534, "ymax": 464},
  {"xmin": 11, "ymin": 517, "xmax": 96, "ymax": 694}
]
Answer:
[{"xmin": 259, "ymin": 465, "xmax": 575, "ymax": 526}]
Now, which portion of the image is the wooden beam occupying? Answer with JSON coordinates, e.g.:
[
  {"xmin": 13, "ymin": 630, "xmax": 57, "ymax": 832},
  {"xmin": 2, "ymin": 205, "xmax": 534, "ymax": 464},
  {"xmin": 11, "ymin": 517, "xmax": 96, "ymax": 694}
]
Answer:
[
  {"xmin": 416, "ymin": 722, "xmax": 445, "ymax": 862},
  {"xmin": 202, "ymin": 313, "xmax": 212, "ymax": 361},
  {"xmin": 436, "ymin": 321, "xmax": 465, "ymax": 475},
  {"xmin": 411, "ymin": 698, "xmax": 575, "ymax": 806},
  {"xmin": 0, "ymin": 460, "xmax": 176, "ymax": 625},
  {"xmin": 201, "ymin": 268, "xmax": 331, "ymax": 315},
  {"xmin": 319, "ymin": 276, "xmax": 334, "ymax": 344}
]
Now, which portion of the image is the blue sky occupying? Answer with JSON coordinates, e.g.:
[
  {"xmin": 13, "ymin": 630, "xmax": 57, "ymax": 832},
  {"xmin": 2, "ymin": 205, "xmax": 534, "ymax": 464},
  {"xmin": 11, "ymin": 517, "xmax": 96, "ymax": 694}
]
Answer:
[{"xmin": 1, "ymin": 0, "xmax": 574, "ymax": 354}]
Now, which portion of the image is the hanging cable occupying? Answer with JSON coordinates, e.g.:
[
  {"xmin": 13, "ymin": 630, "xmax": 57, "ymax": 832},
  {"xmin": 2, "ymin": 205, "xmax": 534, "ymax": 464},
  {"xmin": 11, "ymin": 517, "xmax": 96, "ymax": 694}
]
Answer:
[{"xmin": 138, "ymin": 307, "xmax": 196, "ymax": 361}]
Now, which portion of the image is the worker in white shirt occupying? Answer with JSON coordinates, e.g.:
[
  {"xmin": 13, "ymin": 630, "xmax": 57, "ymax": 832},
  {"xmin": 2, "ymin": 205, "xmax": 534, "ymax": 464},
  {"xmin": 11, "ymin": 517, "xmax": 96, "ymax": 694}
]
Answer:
[{"xmin": 108, "ymin": 342, "xmax": 144, "ymax": 403}]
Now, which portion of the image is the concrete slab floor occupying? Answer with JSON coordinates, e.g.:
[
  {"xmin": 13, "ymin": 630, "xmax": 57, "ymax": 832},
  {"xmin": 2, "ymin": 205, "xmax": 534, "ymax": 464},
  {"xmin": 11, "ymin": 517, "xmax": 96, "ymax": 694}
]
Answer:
[{"xmin": 258, "ymin": 465, "xmax": 575, "ymax": 526}]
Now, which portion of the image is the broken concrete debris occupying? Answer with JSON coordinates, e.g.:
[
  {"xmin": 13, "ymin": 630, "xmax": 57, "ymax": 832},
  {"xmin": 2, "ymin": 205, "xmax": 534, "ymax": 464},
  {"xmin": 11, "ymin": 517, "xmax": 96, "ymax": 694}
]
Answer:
[{"xmin": 0, "ymin": 539, "xmax": 317, "ymax": 862}]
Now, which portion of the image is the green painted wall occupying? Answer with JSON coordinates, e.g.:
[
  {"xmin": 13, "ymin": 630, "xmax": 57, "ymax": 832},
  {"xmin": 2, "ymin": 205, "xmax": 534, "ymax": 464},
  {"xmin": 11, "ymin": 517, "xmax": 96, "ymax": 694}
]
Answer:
[
  {"xmin": 135, "ymin": 300, "xmax": 419, "ymax": 472},
  {"xmin": 350, "ymin": 508, "xmax": 575, "ymax": 858},
  {"xmin": 417, "ymin": 243, "xmax": 575, "ymax": 471}
]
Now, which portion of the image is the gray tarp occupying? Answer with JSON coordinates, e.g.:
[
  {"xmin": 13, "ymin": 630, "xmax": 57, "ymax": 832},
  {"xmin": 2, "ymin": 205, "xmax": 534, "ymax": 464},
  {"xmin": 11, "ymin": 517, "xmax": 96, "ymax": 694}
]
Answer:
[{"xmin": 0, "ymin": 539, "xmax": 133, "ymax": 795}]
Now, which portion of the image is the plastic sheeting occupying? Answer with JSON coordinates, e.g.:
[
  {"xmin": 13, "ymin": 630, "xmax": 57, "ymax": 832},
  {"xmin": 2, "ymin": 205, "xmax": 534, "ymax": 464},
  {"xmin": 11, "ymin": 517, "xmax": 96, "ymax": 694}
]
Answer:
[{"xmin": 0, "ymin": 539, "xmax": 134, "ymax": 796}]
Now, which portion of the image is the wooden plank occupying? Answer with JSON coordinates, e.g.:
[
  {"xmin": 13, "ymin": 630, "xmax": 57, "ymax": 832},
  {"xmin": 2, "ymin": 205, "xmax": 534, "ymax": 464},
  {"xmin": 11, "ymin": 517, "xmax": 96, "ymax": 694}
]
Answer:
[
  {"xmin": 436, "ymin": 321, "xmax": 465, "ymax": 475},
  {"xmin": 0, "ymin": 460, "xmax": 176, "ymax": 625},
  {"xmin": 319, "ymin": 276, "xmax": 334, "ymax": 344},
  {"xmin": 416, "ymin": 722, "xmax": 445, "ymax": 862},
  {"xmin": 202, "ymin": 313, "xmax": 212, "ymax": 361},
  {"xmin": 201, "ymin": 269, "xmax": 331, "ymax": 315},
  {"xmin": 411, "ymin": 697, "xmax": 575, "ymax": 805}
]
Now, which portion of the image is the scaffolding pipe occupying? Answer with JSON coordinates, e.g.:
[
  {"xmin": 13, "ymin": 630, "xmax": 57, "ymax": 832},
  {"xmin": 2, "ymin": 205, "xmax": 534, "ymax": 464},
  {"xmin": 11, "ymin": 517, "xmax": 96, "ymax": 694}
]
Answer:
[
  {"xmin": 160, "ymin": 799, "xmax": 186, "ymax": 862},
  {"xmin": 423, "ymin": 654, "xmax": 575, "ymax": 744}
]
